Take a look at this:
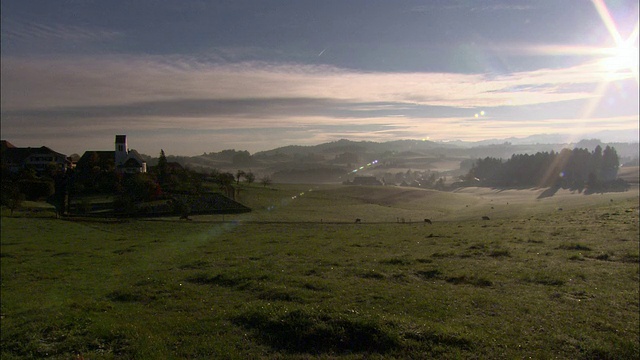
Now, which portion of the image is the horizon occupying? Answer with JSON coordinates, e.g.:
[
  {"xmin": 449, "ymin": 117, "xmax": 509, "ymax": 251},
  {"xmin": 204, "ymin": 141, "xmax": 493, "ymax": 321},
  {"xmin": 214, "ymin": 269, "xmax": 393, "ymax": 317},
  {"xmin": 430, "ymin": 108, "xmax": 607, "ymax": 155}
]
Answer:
[
  {"xmin": 1, "ymin": 1, "xmax": 638, "ymax": 156},
  {"xmin": 3, "ymin": 134, "xmax": 638, "ymax": 159}
]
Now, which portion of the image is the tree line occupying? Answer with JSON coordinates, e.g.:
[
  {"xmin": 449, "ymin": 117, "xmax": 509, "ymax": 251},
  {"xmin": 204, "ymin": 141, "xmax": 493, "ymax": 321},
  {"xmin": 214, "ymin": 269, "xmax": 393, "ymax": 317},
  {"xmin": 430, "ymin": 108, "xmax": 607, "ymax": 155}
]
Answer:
[{"xmin": 466, "ymin": 145, "xmax": 626, "ymax": 192}]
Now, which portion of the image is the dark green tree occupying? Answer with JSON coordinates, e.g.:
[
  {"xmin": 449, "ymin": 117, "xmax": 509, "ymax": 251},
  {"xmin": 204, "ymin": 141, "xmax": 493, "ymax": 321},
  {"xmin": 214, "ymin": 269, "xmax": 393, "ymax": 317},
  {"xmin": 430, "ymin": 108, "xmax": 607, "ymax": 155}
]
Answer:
[
  {"xmin": 157, "ymin": 149, "xmax": 169, "ymax": 188},
  {"xmin": 217, "ymin": 172, "xmax": 236, "ymax": 198},
  {"xmin": 8, "ymin": 191, "xmax": 25, "ymax": 216},
  {"xmin": 235, "ymin": 170, "xmax": 246, "ymax": 185},
  {"xmin": 232, "ymin": 151, "xmax": 252, "ymax": 165},
  {"xmin": 244, "ymin": 171, "xmax": 255, "ymax": 184},
  {"xmin": 601, "ymin": 146, "xmax": 619, "ymax": 181}
]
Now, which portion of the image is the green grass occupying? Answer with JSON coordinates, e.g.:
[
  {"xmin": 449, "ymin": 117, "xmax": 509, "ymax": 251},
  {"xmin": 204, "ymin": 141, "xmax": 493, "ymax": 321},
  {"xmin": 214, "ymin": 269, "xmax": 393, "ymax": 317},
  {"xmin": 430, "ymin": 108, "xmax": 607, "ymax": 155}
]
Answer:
[{"xmin": 1, "ymin": 185, "xmax": 639, "ymax": 359}]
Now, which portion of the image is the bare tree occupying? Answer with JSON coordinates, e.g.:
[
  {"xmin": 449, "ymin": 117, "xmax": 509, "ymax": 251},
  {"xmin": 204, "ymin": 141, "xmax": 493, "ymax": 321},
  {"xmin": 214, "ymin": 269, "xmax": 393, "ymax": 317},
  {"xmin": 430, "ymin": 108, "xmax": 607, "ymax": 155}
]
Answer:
[{"xmin": 260, "ymin": 175, "xmax": 272, "ymax": 188}]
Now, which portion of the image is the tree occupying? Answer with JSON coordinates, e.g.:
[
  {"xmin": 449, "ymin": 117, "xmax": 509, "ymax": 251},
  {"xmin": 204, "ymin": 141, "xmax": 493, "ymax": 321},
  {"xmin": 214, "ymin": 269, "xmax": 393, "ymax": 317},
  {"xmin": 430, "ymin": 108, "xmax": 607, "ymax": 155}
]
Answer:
[
  {"xmin": 235, "ymin": 170, "xmax": 246, "ymax": 185},
  {"xmin": 259, "ymin": 175, "xmax": 272, "ymax": 188},
  {"xmin": 48, "ymin": 173, "xmax": 68, "ymax": 218},
  {"xmin": 244, "ymin": 171, "xmax": 255, "ymax": 184},
  {"xmin": 601, "ymin": 146, "xmax": 619, "ymax": 181},
  {"xmin": 171, "ymin": 197, "xmax": 191, "ymax": 219},
  {"xmin": 7, "ymin": 186, "xmax": 25, "ymax": 216},
  {"xmin": 217, "ymin": 172, "xmax": 236, "ymax": 199},
  {"xmin": 232, "ymin": 151, "xmax": 252, "ymax": 165},
  {"xmin": 157, "ymin": 149, "xmax": 169, "ymax": 187}
]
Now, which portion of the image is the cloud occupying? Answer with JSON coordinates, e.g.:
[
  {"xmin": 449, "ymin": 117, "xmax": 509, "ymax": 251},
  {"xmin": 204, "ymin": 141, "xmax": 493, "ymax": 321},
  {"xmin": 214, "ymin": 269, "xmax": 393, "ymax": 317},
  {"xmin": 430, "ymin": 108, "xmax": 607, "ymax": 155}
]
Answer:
[
  {"xmin": 0, "ymin": 54, "xmax": 615, "ymax": 111},
  {"xmin": 1, "ymin": 19, "xmax": 123, "ymax": 42},
  {"xmin": 410, "ymin": 2, "xmax": 536, "ymax": 13},
  {"xmin": 1, "ymin": 53, "xmax": 637, "ymax": 155}
]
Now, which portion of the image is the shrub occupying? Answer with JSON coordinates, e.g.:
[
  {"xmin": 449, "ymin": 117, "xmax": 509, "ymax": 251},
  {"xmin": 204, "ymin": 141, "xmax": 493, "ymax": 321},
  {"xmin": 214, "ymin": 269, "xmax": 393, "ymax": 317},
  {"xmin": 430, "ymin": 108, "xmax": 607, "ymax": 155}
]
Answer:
[{"xmin": 17, "ymin": 179, "xmax": 54, "ymax": 200}]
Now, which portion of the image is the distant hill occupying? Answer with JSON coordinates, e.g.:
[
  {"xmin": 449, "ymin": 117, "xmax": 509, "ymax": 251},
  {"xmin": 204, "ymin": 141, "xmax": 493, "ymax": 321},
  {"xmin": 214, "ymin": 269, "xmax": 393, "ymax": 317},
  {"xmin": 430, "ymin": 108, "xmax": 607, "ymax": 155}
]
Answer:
[{"xmin": 138, "ymin": 137, "xmax": 639, "ymax": 184}]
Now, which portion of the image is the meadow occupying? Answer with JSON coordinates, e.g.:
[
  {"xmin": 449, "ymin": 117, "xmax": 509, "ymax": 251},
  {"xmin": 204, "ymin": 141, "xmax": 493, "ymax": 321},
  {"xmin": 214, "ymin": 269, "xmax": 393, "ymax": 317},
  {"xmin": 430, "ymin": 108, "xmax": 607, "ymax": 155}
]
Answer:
[{"xmin": 1, "ymin": 184, "xmax": 639, "ymax": 359}]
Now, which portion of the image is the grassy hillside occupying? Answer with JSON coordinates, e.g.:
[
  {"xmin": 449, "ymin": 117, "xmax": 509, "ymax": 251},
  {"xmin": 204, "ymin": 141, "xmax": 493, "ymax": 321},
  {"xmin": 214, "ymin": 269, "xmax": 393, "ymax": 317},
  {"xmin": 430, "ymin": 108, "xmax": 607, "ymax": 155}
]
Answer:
[
  {"xmin": 209, "ymin": 184, "xmax": 639, "ymax": 223},
  {"xmin": 1, "ymin": 185, "xmax": 638, "ymax": 359}
]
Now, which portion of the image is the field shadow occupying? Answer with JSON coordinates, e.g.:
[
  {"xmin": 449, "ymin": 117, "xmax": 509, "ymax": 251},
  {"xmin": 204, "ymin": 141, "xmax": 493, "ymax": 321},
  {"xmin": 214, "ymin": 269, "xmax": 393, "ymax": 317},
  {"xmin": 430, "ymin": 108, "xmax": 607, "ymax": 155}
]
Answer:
[
  {"xmin": 233, "ymin": 309, "xmax": 399, "ymax": 354},
  {"xmin": 537, "ymin": 186, "xmax": 560, "ymax": 199}
]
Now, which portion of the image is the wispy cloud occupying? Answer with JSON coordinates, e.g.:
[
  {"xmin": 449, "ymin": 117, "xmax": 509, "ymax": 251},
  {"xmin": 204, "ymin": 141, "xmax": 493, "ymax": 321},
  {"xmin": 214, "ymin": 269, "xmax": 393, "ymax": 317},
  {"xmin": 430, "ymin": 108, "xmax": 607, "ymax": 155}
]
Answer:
[
  {"xmin": 410, "ymin": 2, "xmax": 536, "ymax": 14},
  {"xmin": 2, "ymin": 19, "xmax": 123, "ymax": 42},
  {"xmin": 0, "ymin": 54, "xmax": 616, "ymax": 110},
  {"xmin": 1, "ymin": 53, "xmax": 637, "ymax": 154}
]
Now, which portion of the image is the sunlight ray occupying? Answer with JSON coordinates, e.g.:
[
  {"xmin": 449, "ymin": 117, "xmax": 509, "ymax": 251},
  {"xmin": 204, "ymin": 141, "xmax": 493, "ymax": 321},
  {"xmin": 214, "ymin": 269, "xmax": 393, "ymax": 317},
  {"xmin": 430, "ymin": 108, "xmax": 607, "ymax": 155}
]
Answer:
[{"xmin": 591, "ymin": 0, "xmax": 624, "ymax": 45}]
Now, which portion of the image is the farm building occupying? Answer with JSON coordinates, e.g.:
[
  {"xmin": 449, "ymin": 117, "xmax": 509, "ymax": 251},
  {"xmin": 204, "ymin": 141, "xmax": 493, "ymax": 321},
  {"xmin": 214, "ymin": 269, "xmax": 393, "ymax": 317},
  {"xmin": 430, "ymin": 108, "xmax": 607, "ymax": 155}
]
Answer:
[{"xmin": 0, "ymin": 140, "xmax": 69, "ymax": 174}]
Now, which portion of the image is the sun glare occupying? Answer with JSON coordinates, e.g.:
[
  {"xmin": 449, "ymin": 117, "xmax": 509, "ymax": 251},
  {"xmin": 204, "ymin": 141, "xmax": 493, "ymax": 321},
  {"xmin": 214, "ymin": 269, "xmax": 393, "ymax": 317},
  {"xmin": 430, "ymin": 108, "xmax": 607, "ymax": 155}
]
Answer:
[
  {"xmin": 591, "ymin": 0, "xmax": 639, "ymax": 82},
  {"xmin": 599, "ymin": 42, "xmax": 639, "ymax": 80}
]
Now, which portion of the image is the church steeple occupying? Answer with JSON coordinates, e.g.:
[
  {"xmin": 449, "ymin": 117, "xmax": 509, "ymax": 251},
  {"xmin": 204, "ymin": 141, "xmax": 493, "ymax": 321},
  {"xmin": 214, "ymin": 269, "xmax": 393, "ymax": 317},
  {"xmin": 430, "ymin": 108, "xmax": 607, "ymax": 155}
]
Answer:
[{"xmin": 115, "ymin": 135, "xmax": 128, "ymax": 166}]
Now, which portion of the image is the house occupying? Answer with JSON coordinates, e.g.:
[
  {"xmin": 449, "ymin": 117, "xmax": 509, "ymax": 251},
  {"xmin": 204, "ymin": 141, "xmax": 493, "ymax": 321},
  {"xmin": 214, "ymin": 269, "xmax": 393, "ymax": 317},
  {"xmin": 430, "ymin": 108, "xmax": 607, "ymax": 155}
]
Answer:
[
  {"xmin": 76, "ymin": 151, "xmax": 116, "ymax": 172},
  {"xmin": 1, "ymin": 140, "xmax": 69, "ymax": 174},
  {"xmin": 77, "ymin": 135, "xmax": 147, "ymax": 174}
]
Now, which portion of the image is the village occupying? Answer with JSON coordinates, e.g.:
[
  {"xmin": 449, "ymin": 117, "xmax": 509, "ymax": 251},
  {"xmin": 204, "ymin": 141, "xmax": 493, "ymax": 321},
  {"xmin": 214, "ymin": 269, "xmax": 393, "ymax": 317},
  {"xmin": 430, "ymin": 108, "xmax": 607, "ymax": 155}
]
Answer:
[{"xmin": 1, "ymin": 135, "xmax": 251, "ymax": 218}]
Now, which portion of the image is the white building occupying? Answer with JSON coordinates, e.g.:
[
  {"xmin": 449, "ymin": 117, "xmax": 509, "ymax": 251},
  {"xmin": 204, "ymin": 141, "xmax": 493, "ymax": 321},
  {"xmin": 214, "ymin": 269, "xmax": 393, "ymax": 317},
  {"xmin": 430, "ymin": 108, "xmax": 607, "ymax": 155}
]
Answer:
[{"xmin": 115, "ymin": 135, "xmax": 147, "ymax": 174}]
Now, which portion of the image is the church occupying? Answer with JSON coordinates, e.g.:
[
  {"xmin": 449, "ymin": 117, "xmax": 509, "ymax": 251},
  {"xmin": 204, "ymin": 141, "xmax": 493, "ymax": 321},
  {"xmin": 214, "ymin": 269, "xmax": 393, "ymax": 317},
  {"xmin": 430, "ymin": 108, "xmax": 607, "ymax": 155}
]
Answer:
[{"xmin": 76, "ymin": 135, "xmax": 147, "ymax": 174}]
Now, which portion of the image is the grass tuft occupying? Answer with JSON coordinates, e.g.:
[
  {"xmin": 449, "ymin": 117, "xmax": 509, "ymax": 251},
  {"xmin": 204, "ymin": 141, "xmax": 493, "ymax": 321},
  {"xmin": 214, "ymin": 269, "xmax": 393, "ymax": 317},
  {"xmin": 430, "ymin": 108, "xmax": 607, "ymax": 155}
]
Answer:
[
  {"xmin": 446, "ymin": 275, "xmax": 493, "ymax": 287},
  {"xmin": 402, "ymin": 329, "xmax": 473, "ymax": 350},
  {"xmin": 106, "ymin": 290, "xmax": 151, "ymax": 303},
  {"xmin": 489, "ymin": 249, "xmax": 511, "ymax": 257},
  {"xmin": 558, "ymin": 243, "xmax": 592, "ymax": 251},
  {"xmin": 522, "ymin": 272, "xmax": 565, "ymax": 286},
  {"xmin": 257, "ymin": 288, "xmax": 302, "ymax": 302},
  {"xmin": 185, "ymin": 272, "xmax": 246, "ymax": 287},
  {"xmin": 380, "ymin": 257, "xmax": 413, "ymax": 265},
  {"xmin": 178, "ymin": 260, "xmax": 209, "ymax": 270},
  {"xmin": 359, "ymin": 270, "xmax": 386, "ymax": 279},
  {"xmin": 415, "ymin": 269, "xmax": 442, "ymax": 280},
  {"xmin": 233, "ymin": 308, "xmax": 400, "ymax": 354}
]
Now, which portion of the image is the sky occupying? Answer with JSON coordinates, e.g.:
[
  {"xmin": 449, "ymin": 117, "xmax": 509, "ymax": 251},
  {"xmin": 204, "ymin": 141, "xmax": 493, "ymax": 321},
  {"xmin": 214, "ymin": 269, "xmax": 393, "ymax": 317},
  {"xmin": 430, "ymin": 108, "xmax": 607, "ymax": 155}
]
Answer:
[{"xmin": 1, "ymin": 0, "xmax": 638, "ymax": 156}]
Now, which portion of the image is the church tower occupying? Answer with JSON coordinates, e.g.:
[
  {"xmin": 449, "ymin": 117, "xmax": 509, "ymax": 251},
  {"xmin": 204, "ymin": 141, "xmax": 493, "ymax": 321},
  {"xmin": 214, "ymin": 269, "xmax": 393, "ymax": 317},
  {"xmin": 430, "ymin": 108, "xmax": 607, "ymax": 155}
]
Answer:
[{"xmin": 115, "ymin": 135, "xmax": 128, "ymax": 167}]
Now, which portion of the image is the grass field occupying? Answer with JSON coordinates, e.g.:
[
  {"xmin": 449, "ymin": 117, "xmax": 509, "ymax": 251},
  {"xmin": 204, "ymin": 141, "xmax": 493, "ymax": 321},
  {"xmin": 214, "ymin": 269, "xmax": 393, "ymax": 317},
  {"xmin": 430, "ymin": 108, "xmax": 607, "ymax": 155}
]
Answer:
[{"xmin": 1, "ymin": 184, "xmax": 639, "ymax": 359}]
